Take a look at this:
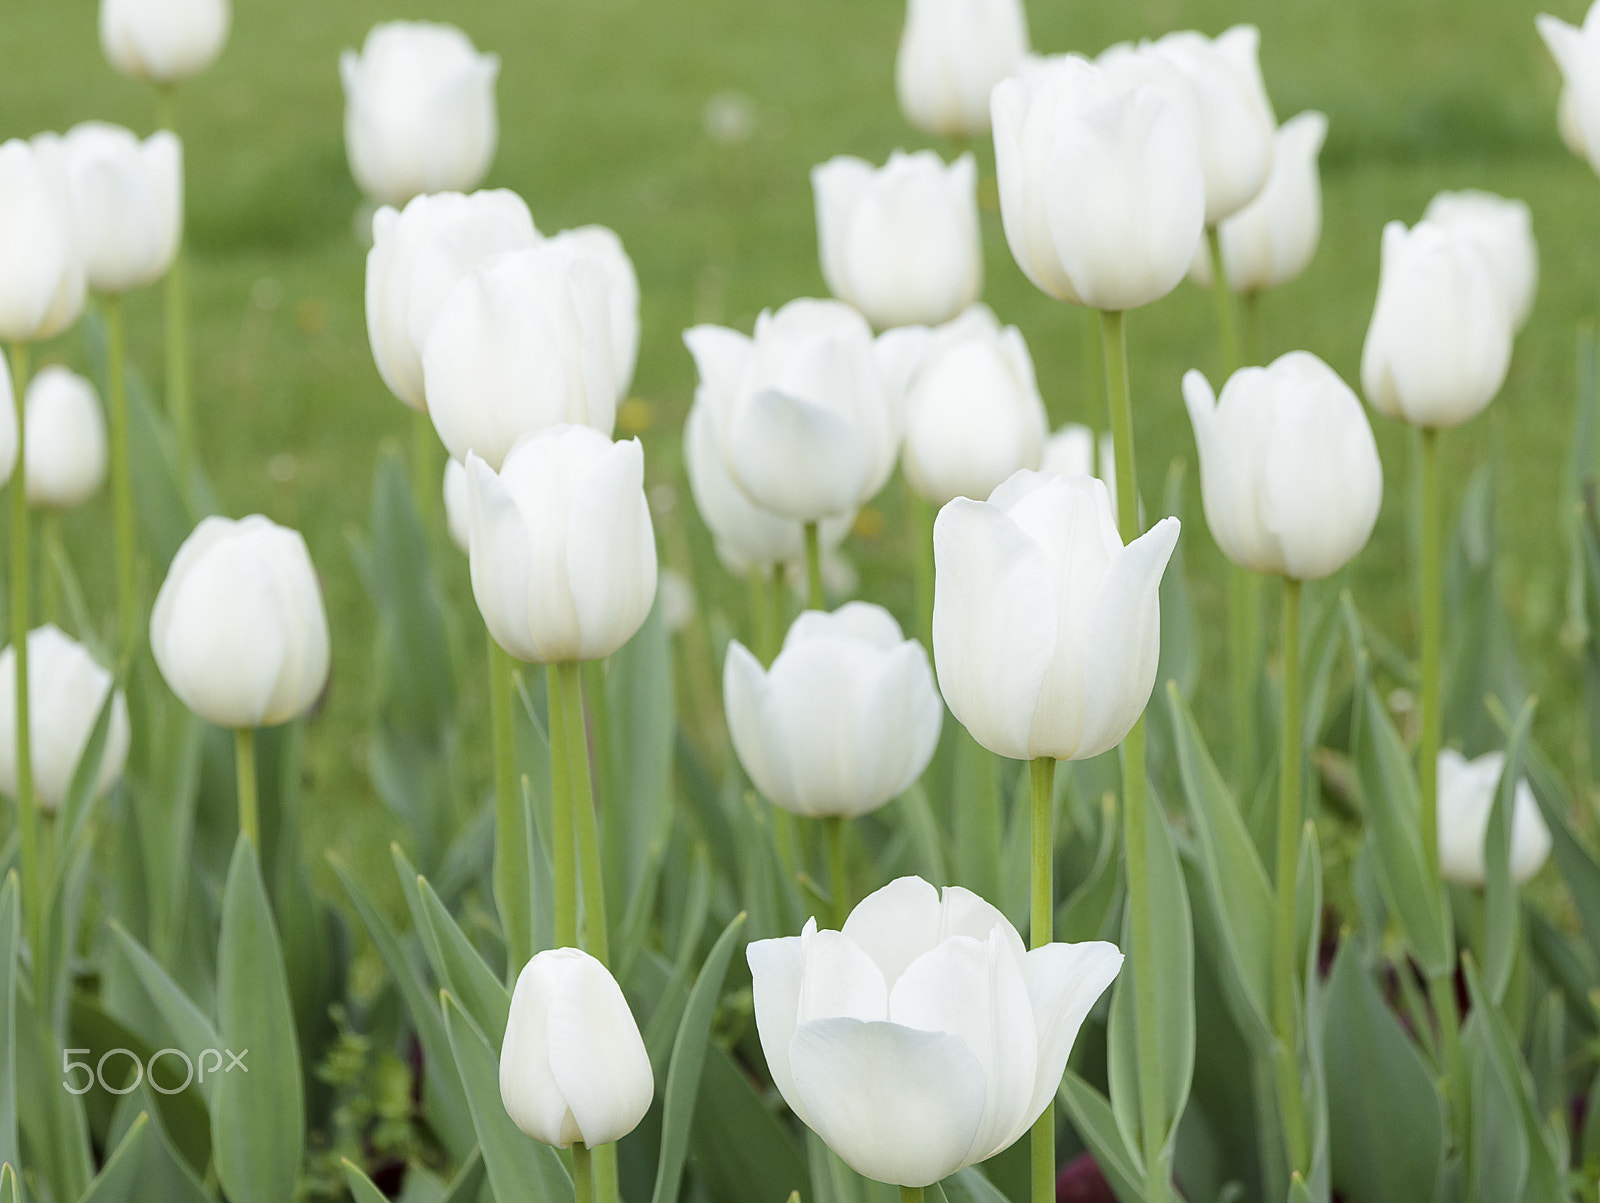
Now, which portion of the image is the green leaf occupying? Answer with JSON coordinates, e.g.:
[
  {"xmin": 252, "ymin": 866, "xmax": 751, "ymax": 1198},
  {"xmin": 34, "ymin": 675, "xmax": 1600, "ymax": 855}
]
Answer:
[
  {"xmin": 0, "ymin": 1163, "xmax": 16, "ymax": 1203},
  {"xmin": 0, "ymin": 876, "xmax": 17, "ymax": 1176},
  {"xmin": 940, "ymin": 1166, "xmax": 1013, "ymax": 1203},
  {"xmin": 1058, "ymin": 1070, "xmax": 1145, "ymax": 1203},
  {"xmin": 54, "ymin": 687, "xmax": 118, "ymax": 867},
  {"xmin": 605, "ymin": 601, "xmax": 675, "ymax": 925},
  {"xmin": 1504, "ymin": 729, "xmax": 1600, "ymax": 967},
  {"xmin": 1057, "ymin": 790, "xmax": 1122, "ymax": 946},
  {"xmin": 106, "ymin": 922, "xmax": 221, "ymax": 1103},
  {"xmin": 79, "ymin": 1112, "xmax": 153, "ymax": 1203},
  {"xmin": 341, "ymin": 1158, "xmax": 391, "ymax": 1203},
  {"xmin": 440, "ymin": 1147, "xmax": 487, "ymax": 1203},
  {"xmin": 1482, "ymin": 699, "xmax": 1535, "ymax": 1004},
  {"xmin": 415, "ymin": 862, "xmax": 511, "ymax": 1044}
]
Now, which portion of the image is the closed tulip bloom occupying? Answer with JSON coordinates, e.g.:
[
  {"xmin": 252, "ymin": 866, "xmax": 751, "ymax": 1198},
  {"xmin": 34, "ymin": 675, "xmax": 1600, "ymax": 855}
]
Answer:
[
  {"xmin": 442, "ymin": 458, "xmax": 470, "ymax": 555},
  {"xmin": 424, "ymin": 244, "xmax": 618, "ymax": 470},
  {"xmin": 1422, "ymin": 191, "xmax": 1538, "ymax": 332},
  {"xmin": 543, "ymin": 226, "xmax": 641, "ymax": 403},
  {"xmin": 933, "ymin": 472, "xmax": 1179, "ymax": 761},
  {"xmin": 1183, "ymin": 353, "xmax": 1381, "ymax": 581},
  {"xmin": 500, "ymin": 948, "xmax": 653, "ymax": 1149},
  {"xmin": 465, "ymin": 425, "xmax": 656, "ymax": 664},
  {"xmin": 0, "ymin": 140, "xmax": 87, "ymax": 344},
  {"xmin": 896, "ymin": 305, "xmax": 1046, "ymax": 506},
  {"xmin": 896, "ymin": 0, "xmax": 1029, "ymax": 138},
  {"xmin": 813, "ymin": 151, "xmax": 981, "ymax": 330},
  {"xmin": 24, "ymin": 366, "xmax": 108, "ymax": 509},
  {"xmin": 1541, "ymin": 4, "xmax": 1600, "ymax": 173},
  {"xmin": 100, "ymin": 0, "xmax": 229, "ymax": 84},
  {"xmin": 151, "ymin": 515, "xmax": 331, "ymax": 730},
  {"xmin": 991, "ymin": 57, "xmax": 1205, "ymax": 311},
  {"xmin": 1437, "ymin": 749, "xmax": 1552, "ymax": 888},
  {"xmin": 1361, "ymin": 220, "xmax": 1513, "ymax": 430},
  {"xmin": 724, "ymin": 604, "xmax": 942, "ymax": 819},
  {"xmin": 747, "ymin": 876, "xmax": 1122, "ymax": 1186},
  {"xmin": 365, "ymin": 189, "xmax": 538, "ymax": 411},
  {"xmin": 0, "ymin": 626, "xmax": 130, "ymax": 813},
  {"xmin": 1189, "ymin": 111, "xmax": 1327, "ymax": 294},
  {"xmin": 340, "ymin": 21, "xmax": 500, "ymax": 207}
]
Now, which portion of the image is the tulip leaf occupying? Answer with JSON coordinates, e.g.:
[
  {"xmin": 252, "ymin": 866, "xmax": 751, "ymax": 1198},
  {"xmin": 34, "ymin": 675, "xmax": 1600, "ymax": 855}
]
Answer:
[
  {"xmin": 0, "ymin": 876, "xmax": 17, "ymax": 1179},
  {"xmin": 106, "ymin": 921, "xmax": 222, "ymax": 1103},
  {"xmin": 53, "ymin": 686, "xmax": 118, "ymax": 869},
  {"xmin": 1058, "ymin": 1070, "xmax": 1145, "ymax": 1202},
  {"xmin": 79, "ymin": 1112, "xmax": 153, "ymax": 1203},
  {"xmin": 440, "ymin": 1147, "xmax": 487, "ymax": 1203},
  {"xmin": 394, "ymin": 845, "xmax": 511, "ymax": 1044},
  {"xmin": 1057, "ymin": 790, "xmax": 1122, "ymax": 945},
  {"xmin": 341, "ymin": 1159, "xmax": 391, "ymax": 1203},
  {"xmin": 940, "ymin": 1166, "xmax": 1013, "ymax": 1203},
  {"xmin": 1286, "ymin": 1172, "xmax": 1315, "ymax": 1203},
  {"xmin": 604, "ymin": 601, "xmax": 675, "ymax": 925},
  {"xmin": 0, "ymin": 1163, "xmax": 15, "ymax": 1203},
  {"xmin": 1483, "ymin": 698, "xmax": 1535, "ymax": 1004},
  {"xmin": 15, "ymin": 982, "xmax": 93, "ymax": 1203}
]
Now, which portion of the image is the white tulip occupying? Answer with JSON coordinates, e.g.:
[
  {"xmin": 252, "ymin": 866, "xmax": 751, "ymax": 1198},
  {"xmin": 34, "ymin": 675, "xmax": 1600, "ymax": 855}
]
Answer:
[
  {"xmin": 0, "ymin": 139, "xmax": 87, "ymax": 344},
  {"xmin": 500, "ymin": 948, "xmax": 653, "ymax": 1149},
  {"xmin": 0, "ymin": 626, "xmax": 130, "ymax": 814},
  {"xmin": 464, "ymin": 425, "xmax": 657, "ymax": 664},
  {"xmin": 151, "ymin": 515, "xmax": 330, "ymax": 730},
  {"xmin": 894, "ymin": 305, "xmax": 1046, "ymax": 506},
  {"xmin": 991, "ymin": 56, "xmax": 1206, "ymax": 311},
  {"xmin": 1361, "ymin": 220, "xmax": 1514, "ymax": 430},
  {"xmin": 365, "ymin": 189, "xmax": 539, "ymax": 412},
  {"xmin": 812, "ymin": 151, "xmax": 981, "ymax": 330},
  {"xmin": 100, "ymin": 0, "xmax": 230, "ymax": 84},
  {"xmin": 1422, "ymin": 190, "xmax": 1538, "ymax": 332},
  {"xmin": 1540, "ymin": 3, "xmax": 1600, "ymax": 174},
  {"xmin": 424, "ymin": 244, "xmax": 618, "ymax": 470},
  {"xmin": 542, "ymin": 226, "xmax": 641, "ymax": 404},
  {"xmin": 24, "ymin": 366, "xmax": 108, "ymax": 509},
  {"xmin": 442, "ymin": 458, "xmax": 470, "ymax": 555},
  {"xmin": 1560, "ymin": 84, "xmax": 1589, "ymax": 160},
  {"xmin": 747, "ymin": 875, "xmax": 1122, "ymax": 1186},
  {"xmin": 1183, "ymin": 353, "xmax": 1382, "ymax": 581},
  {"xmin": 1040, "ymin": 424, "xmax": 1117, "ymax": 523},
  {"xmin": 340, "ymin": 21, "xmax": 500, "ymax": 207},
  {"xmin": 1189, "ymin": 111, "xmax": 1328, "ymax": 294},
  {"xmin": 725, "ymin": 604, "xmax": 942, "ymax": 819},
  {"xmin": 895, "ymin": 0, "xmax": 1029, "ymax": 138},
  {"xmin": 933, "ymin": 472, "xmax": 1179, "ymax": 761},
  {"xmin": 1437, "ymin": 750, "xmax": 1552, "ymax": 888}
]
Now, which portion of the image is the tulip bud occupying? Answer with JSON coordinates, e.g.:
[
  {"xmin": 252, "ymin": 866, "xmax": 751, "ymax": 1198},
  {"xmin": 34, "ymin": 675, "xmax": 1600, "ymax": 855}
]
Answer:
[
  {"xmin": 0, "ymin": 140, "xmax": 87, "ymax": 345},
  {"xmin": 1437, "ymin": 750, "xmax": 1552, "ymax": 888},
  {"xmin": 812, "ymin": 151, "xmax": 981, "ymax": 330},
  {"xmin": 1189, "ymin": 111, "xmax": 1327, "ymax": 295},
  {"xmin": 500, "ymin": 947, "xmax": 653, "ymax": 1149},
  {"xmin": 896, "ymin": 0, "xmax": 1029, "ymax": 138},
  {"xmin": 340, "ymin": 21, "xmax": 500, "ymax": 207},
  {"xmin": 24, "ymin": 366, "xmax": 108, "ymax": 509},
  {"xmin": 424, "ymin": 244, "xmax": 618, "ymax": 470},
  {"xmin": 1422, "ymin": 190, "xmax": 1538, "ymax": 332},
  {"xmin": 1184, "ymin": 353, "xmax": 1382, "ymax": 581},
  {"xmin": 1361, "ymin": 220, "xmax": 1514, "ymax": 430},
  {"xmin": 543, "ymin": 226, "xmax": 640, "ymax": 405},
  {"xmin": 725, "ymin": 604, "xmax": 942, "ymax": 818},
  {"xmin": 933, "ymin": 472, "xmax": 1179, "ymax": 761},
  {"xmin": 442, "ymin": 458, "xmax": 470, "ymax": 555},
  {"xmin": 366, "ymin": 189, "xmax": 539, "ymax": 412},
  {"xmin": 991, "ymin": 57, "xmax": 1205, "ymax": 311},
  {"xmin": 747, "ymin": 875, "xmax": 1122, "ymax": 1186},
  {"xmin": 100, "ymin": 0, "xmax": 230, "ymax": 84},
  {"xmin": 465, "ymin": 426, "xmax": 657, "ymax": 664},
  {"xmin": 151, "ymin": 515, "xmax": 331, "ymax": 730},
  {"xmin": 1540, "ymin": 5, "xmax": 1600, "ymax": 174}
]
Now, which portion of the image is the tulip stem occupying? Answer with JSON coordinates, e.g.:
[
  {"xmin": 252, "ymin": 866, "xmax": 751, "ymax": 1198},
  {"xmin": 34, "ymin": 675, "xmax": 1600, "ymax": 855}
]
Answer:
[
  {"xmin": 1205, "ymin": 227, "xmax": 1242, "ymax": 374},
  {"xmin": 803, "ymin": 521, "xmax": 824, "ymax": 611},
  {"xmin": 489, "ymin": 637, "xmax": 532, "ymax": 970},
  {"xmin": 900, "ymin": 1189, "xmax": 924, "ymax": 1203},
  {"xmin": 1100, "ymin": 311, "xmax": 1139, "ymax": 536},
  {"xmin": 1419, "ymin": 427, "xmax": 1442, "ymax": 883},
  {"xmin": 572, "ymin": 1143, "xmax": 594, "ymax": 1203},
  {"xmin": 8, "ymin": 342, "xmax": 40, "ymax": 962},
  {"xmin": 824, "ymin": 815, "xmax": 848, "ymax": 928},
  {"xmin": 155, "ymin": 85, "xmax": 195, "ymax": 495},
  {"xmin": 547, "ymin": 662, "xmax": 578, "ymax": 951},
  {"xmin": 561, "ymin": 660, "xmax": 608, "ymax": 965},
  {"xmin": 1029, "ymin": 756, "xmax": 1057, "ymax": 1203},
  {"xmin": 234, "ymin": 727, "xmax": 259, "ymax": 848},
  {"xmin": 105, "ymin": 293, "xmax": 139, "ymax": 662},
  {"xmin": 1272, "ymin": 577, "xmax": 1310, "ymax": 1176}
]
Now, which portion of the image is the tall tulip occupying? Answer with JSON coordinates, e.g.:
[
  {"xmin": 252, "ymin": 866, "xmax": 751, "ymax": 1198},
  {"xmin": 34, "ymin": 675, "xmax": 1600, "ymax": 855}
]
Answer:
[
  {"xmin": 1422, "ymin": 190, "xmax": 1538, "ymax": 332},
  {"xmin": 1436, "ymin": 750, "xmax": 1552, "ymax": 888},
  {"xmin": 100, "ymin": 0, "xmax": 229, "ymax": 83},
  {"xmin": 895, "ymin": 0, "xmax": 1029, "ymax": 138}
]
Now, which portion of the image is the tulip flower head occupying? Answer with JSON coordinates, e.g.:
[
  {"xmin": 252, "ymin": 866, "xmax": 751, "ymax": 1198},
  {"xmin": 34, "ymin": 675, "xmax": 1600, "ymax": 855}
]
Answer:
[
  {"xmin": 1437, "ymin": 749, "xmax": 1552, "ymax": 888},
  {"xmin": 24, "ymin": 366, "xmax": 108, "ymax": 509},
  {"xmin": 0, "ymin": 139, "xmax": 87, "ymax": 344},
  {"xmin": 933, "ymin": 472, "xmax": 1179, "ymax": 761},
  {"xmin": 747, "ymin": 876, "xmax": 1122, "ymax": 1186},
  {"xmin": 541, "ymin": 225, "xmax": 641, "ymax": 404},
  {"xmin": 1422, "ymin": 190, "xmax": 1538, "ymax": 332},
  {"xmin": 100, "ymin": 0, "xmax": 230, "ymax": 84},
  {"xmin": 1540, "ymin": 2, "xmax": 1600, "ymax": 176},
  {"xmin": 1183, "ymin": 353, "xmax": 1382, "ymax": 581},
  {"xmin": 500, "ymin": 948, "xmax": 654, "ymax": 1149},
  {"xmin": 724, "ymin": 603, "xmax": 943, "ymax": 819},
  {"xmin": 896, "ymin": 0, "xmax": 1030, "ymax": 138}
]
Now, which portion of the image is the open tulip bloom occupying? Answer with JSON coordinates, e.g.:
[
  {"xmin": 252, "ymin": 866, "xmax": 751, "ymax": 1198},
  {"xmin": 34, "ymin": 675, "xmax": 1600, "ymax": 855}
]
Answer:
[{"xmin": 748, "ymin": 876, "xmax": 1122, "ymax": 1187}]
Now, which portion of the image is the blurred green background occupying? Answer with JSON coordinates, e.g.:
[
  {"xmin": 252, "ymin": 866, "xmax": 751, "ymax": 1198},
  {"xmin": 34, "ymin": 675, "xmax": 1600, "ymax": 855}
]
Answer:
[{"xmin": 2, "ymin": 0, "xmax": 1594, "ymax": 892}]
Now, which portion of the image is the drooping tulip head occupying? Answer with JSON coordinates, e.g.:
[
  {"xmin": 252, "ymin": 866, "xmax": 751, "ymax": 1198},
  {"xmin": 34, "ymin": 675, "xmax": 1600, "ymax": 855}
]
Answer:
[{"xmin": 895, "ymin": 0, "xmax": 1030, "ymax": 138}]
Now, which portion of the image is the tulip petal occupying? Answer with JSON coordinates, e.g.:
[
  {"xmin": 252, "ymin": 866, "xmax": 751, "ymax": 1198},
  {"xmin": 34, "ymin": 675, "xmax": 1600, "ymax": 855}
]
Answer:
[
  {"xmin": 566, "ymin": 438, "xmax": 657, "ymax": 661},
  {"xmin": 683, "ymin": 324, "xmax": 754, "ymax": 415},
  {"xmin": 465, "ymin": 453, "xmax": 545, "ymax": 663},
  {"xmin": 939, "ymin": 886, "xmax": 1028, "ymax": 967},
  {"xmin": 747, "ymin": 933, "xmax": 808, "ymax": 1120},
  {"xmin": 796, "ymin": 926, "xmax": 888, "ymax": 1024},
  {"xmin": 546, "ymin": 953, "xmax": 654, "ymax": 1147},
  {"xmin": 841, "ymin": 876, "xmax": 945, "ymax": 990},
  {"xmin": 723, "ymin": 640, "xmax": 799, "ymax": 812},
  {"xmin": 727, "ymin": 387, "xmax": 868, "ymax": 521},
  {"xmin": 811, "ymin": 156, "xmax": 875, "ymax": 303},
  {"xmin": 1016, "ymin": 941, "xmax": 1124, "ymax": 1142}
]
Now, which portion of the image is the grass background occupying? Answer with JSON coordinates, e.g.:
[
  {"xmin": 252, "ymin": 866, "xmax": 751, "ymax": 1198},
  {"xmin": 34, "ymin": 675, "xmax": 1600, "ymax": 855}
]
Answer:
[{"xmin": 3, "ymin": 0, "xmax": 1596, "ymax": 896}]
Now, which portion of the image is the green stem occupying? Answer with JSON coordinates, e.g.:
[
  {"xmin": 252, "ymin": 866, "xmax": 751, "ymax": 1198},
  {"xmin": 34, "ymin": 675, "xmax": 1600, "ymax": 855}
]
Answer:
[
  {"xmin": 824, "ymin": 815, "xmax": 848, "ymax": 928},
  {"xmin": 593, "ymin": 1144, "xmax": 619, "ymax": 1203},
  {"xmin": 901, "ymin": 1188, "xmax": 925, "ymax": 1203},
  {"xmin": 1100, "ymin": 311, "xmax": 1139, "ymax": 537},
  {"xmin": 547, "ymin": 663, "xmax": 577, "ymax": 949},
  {"xmin": 1030, "ymin": 756, "xmax": 1057, "ymax": 1203},
  {"xmin": 8, "ymin": 343, "xmax": 39, "ymax": 961},
  {"xmin": 39, "ymin": 512, "xmax": 60, "ymax": 629},
  {"xmin": 560, "ymin": 660, "xmax": 608, "ymax": 965},
  {"xmin": 234, "ymin": 726, "xmax": 258, "ymax": 848},
  {"xmin": 803, "ymin": 521, "xmax": 824, "ymax": 611},
  {"xmin": 913, "ymin": 489, "xmax": 935, "ymax": 650},
  {"xmin": 412, "ymin": 408, "xmax": 437, "ymax": 526},
  {"xmin": 1230, "ymin": 567, "xmax": 1262, "ymax": 796},
  {"xmin": 1428, "ymin": 968, "xmax": 1466, "ymax": 1124},
  {"xmin": 1272, "ymin": 578, "xmax": 1310, "ymax": 1175},
  {"xmin": 1419, "ymin": 427, "xmax": 1442, "ymax": 884},
  {"xmin": 105, "ymin": 294, "xmax": 139, "ymax": 662},
  {"xmin": 582, "ymin": 659, "xmax": 615, "ymax": 836},
  {"xmin": 572, "ymin": 1143, "xmax": 594, "ymax": 1203},
  {"xmin": 1206, "ymin": 227, "xmax": 1242, "ymax": 374},
  {"xmin": 154, "ymin": 86, "xmax": 194, "ymax": 495},
  {"xmin": 488, "ymin": 637, "xmax": 531, "ymax": 970}
]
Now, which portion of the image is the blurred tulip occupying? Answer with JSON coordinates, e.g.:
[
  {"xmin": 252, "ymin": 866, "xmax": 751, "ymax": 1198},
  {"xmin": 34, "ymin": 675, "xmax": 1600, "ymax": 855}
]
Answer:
[
  {"xmin": 812, "ymin": 151, "xmax": 981, "ymax": 329},
  {"xmin": 933, "ymin": 472, "xmax": 1178, "ymax": 761},
  {"xmin": 24, "ymin": 366, "xmax": 107, "ymax": 509},
  {"xmin": 1540, "ymin": 4, "xmax": 1600, "ymax": 174},
  {"xmin": 0, "ymin": 139, "xmax": 87, "ymax": 344},
  {"xmin": 747, "ymin": 875, "xmax": 1122, "ymax": 1186},
  {"xmin": 340, "ymin": 21, "xmax": 500, "ymax": 206},
  {"xmin": 896, "ymin": 0, "xmax": 1029, "ymax": 138},
  {"xmin": 1184, "ymin": 353, "xmax": 1381, "ymax": 581},
  {"xmin": 0, "ymin": 361, "xmax": 15, "ymax": 490},
  {"xmin": 542, "ymin": 225, "xmax": 641, "ymax": 402},
  {"xmin": 500, "ymin": 947, "xmax": 653, "ymax": 1148},
  {"xmin": 442, "ymin": 458, "xmax": 470, "ymax": 554},
  {"xmin": 724, "ymin": 603, "xmax": 942, "ymax": 818},
  {"xmin": 100, "ymin": 0, "xmax": 229, "ymax": 84},
  {"xmin": 1422, "ymin": 190, "xmax": 1538, "ymax": 331},
  {"xmin": 991, "ymin": 56, "xmax": 1205, "ymax": 311},
  {"xmin": 657, "ymin": 567, "xmax": 696, "ymax": 635},
  {"xmin": 1437, "ymin": 749, "xmax": 1552, "ymax": 888},
  {"xmin": 366, "ymin": 189, "xmax": 538, "ymax": 411},
  {"xmin": 1361, "ymin": 220, "xmax": 1514, "ymax": 429},
  {"xmin": 464, "ymin": 425, "xmax": 657, "ymax": 664},
  {"xmin": 1560, "ymin": 84, "xmax": 1589, "ymax": 160},
  {"xmin": 1039, "ymin": 424, "xmax": 1117, "ymax": 524},
  {"xmin": 151, "ymin": 515, "xmax": 330, "ymax": 730}
]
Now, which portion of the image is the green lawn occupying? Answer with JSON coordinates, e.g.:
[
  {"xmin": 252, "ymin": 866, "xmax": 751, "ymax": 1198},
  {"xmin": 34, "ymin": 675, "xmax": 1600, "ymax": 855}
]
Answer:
[{"xmin": 4, "ymin": 0, "xmax": 1597, "ymax": 897}]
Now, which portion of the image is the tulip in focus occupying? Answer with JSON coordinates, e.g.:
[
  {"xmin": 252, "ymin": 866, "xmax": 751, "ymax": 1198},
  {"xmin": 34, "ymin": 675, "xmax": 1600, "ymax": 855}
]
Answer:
[
  {"xmin": 542, "ymin": 225, "xmax": 641, "ymax": 404},
  {"xmin": 24, "ymin": 366, "xmax": 108, "ymax": 509},
  {"xmin": 1422, "ymin": 190, "xmax": 1538, "ymax": 332},
  {"xmin": 500, "ymin": 947, "xmax": 653, "ymax": 1148},
  {"xmin": 933, "ymin": 471, "xmax": 1179, "ymax": 761},
  {"xmin": 1540, "ymin": 3, "xmax": 1600, "ymax": 175},
  {"xmin": 724, "ymin": 603, "xmax": 943, "ymax": 818},
  {"xmin": 151, "ymin": 515, "xmax": 331, "ymax": 730},
  {"xmin": 100, "ymin": 0, "xmax": 230, "ymax": 84},
  {"xmin": 341, "ymin": 21, "xmax": 501, "ymax": 207},
  {"xmin": 895, "ymin": 0, "xmax": 1029, "ymax": 138},
  {"xmin": 1183, "ymin": 353, "xmax": 1382, "ymax": 581},
  {"xmin": 747, "ymin": 875, "xmax": 1122, "ymax": 1186},
  {"xmin": 442, "ymin": 458, "xmax": 470, "ymax": 555},
  {"xmin": 1437, "ymin": 749, "xmax": 1552, "ymax": 888},
  {"xmin": 812, "ymin": 151, "xmax": 981, "ymax": 330},
  {"xmin": 0, "ymin": 140, "xmax": 87, "ymax": 345}
]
